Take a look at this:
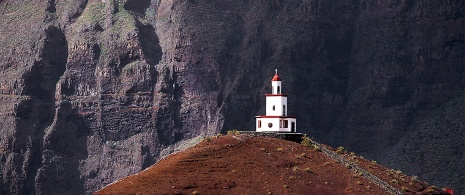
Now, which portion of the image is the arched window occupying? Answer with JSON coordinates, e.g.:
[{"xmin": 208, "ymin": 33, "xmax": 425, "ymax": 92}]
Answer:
[
  {"xmin": 272, "ymin": 105, "xmax": 275, "ymax": 111},
  {"xmin": 277, "ymin": 86, "xmax": 280, "ymax": 94}
]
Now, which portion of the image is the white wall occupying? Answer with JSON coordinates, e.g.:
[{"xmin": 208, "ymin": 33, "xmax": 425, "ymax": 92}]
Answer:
[
  {"xmin": 265, "ymin": 96, "xmax": 287, "ymax": 116},
  {"xmin": 256, "ymin": 117, "xmax": 296, "ymax": 132},
  {"xmin": 256, "ymin": 118, "xmax": 280, "ymax": 132},
  {"xmin": 271, "ymin": 81, "xmax": 282, "ymax": 94}
]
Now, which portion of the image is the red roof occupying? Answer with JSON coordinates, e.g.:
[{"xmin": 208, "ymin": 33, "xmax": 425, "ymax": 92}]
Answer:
[{"xmin": 271, "ymin": 74, "xmax": 281, "ymax": 81}]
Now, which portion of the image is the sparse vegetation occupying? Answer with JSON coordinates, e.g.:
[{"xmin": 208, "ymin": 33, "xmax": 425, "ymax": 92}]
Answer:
[
  {"xmin": 295, "ymin": 153, "xmax": 305, "ymax": 159},
  {"xmin": 292, "ymin": 166, "xmax": 299, "ymax": 172},
  {"xmin": 391, "ymin": 179, "xmax": 398, "ymax": 184},
  {"xmin": 401, "ymin": 186, "xmax": 409, "ymax": 192},
  {"xmin": 304, "ymin": 167, "xmax": 312, "ymax": 173},
  {"xmin": 276, "ymin": 148, "xmax": 283, "ymax": 151},
  {"xmin": 300, "ymin": 136, "xmax": 312, "ymax": 147},
  {"xmin": 227, "ymin": 129, "xmax": 240, "ymax": 135},
  {"xmin": 300, "ymin": 136, "xmax": 322, "ymax": 151},
  {"xmin": 336, "ymin": 146, "xmax": 346, "ymax": 154}
]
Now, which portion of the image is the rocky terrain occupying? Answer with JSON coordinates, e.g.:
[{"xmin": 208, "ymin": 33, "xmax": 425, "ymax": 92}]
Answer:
[
  {"xmin": 94, "ymin": 135, "xmax": 447, "ymax": 195},
  {"xmin": 0, "ymin": 0, "xmax": 463, "ymax": 194}
]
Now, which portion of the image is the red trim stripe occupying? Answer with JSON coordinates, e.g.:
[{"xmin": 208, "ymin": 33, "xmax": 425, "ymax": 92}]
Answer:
[{"xmin": 255, "ymin": 116, "xmax": 297, "ymax": 118}]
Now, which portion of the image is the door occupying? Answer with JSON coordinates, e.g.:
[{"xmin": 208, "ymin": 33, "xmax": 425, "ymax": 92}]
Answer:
[{"xmin": 291, "ymin": 122, "xmax": 295, "ymax": 132}]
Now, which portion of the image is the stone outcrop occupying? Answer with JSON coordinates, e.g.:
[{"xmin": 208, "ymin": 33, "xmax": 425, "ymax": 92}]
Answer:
[{"xmin": 0, "ymin": 0, "xmax": 463, "ymax": 194}]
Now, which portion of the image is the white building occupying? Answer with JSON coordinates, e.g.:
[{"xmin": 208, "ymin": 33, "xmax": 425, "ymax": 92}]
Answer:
[{"xmin": 256, "ymin": 70, "xmax": 297, "ymax": 132}]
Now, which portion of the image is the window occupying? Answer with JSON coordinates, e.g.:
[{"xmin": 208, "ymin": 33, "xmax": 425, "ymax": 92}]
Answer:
[
  {"xmin": 258, "ymin": 120, "xmax": 261, "ymax": 128},
  {"xmin": 268, "ymin": 123, "xmax": 273, "ymax": 128},
  {"xmin": 283, "ymin": 105, "xmax": 286, "ymax": 116},
  {"xmin": 283, "ymin": 120, "xmax": 288, "ymax": 128},
  {"xmin": 277, "ymin": 86, "xmax": 280, "ymax": 94},
  {"xmin": 272, "ymin": 105, "xmax": 275, "ymax": 111}
]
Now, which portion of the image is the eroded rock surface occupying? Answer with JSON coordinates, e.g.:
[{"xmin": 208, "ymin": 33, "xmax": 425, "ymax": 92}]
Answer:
[{"xmin": 0, "ymin": 0, "xmax": 463, "ymax": 194}]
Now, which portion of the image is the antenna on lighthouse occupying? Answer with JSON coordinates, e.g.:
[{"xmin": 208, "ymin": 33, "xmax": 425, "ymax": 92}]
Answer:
[{"xmin": 275, "ymin": 69, "xmax": 278, "ymax": 75}]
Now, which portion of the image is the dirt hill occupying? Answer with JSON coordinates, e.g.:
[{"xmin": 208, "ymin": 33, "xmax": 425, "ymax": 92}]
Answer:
[
  {"xmin": 94, "ymin": 135, "xmax": 447, "ymax": 195},
  {"xmin": 1, "ymin": 1, "xmax": 464, "ymax": 194}
]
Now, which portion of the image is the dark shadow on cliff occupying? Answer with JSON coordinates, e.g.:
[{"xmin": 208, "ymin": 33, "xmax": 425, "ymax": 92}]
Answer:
[
  {"xmin": 23, "ymin": 26, "xmax": 67, "ymax": 101},
  {"xmin": 38, "ymin": 101, "xmax": 89, "ymax": 195},
  {"xmin": 124, "ymin": 0, "xmax": 151, "ymax": 17},
  {"xmin": 137, "ymin": 21, "xmax": 162, "ymax": 67},
  {"xmin": 10, "ymin": 26, "xmax": 69, "ymax": 194}
]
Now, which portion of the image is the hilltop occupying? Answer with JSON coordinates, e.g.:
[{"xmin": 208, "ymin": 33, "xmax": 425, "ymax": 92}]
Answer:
[
  {"xmin": 94, "ymin": 135, "xmax": 446, "ymax": 195},
  {"xmin": 1, "ymin": 1, "xmax": 463, "ymax": 194}
]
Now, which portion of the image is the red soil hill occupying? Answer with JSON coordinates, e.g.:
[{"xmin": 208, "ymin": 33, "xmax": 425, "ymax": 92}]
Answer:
[{"xmin": 94, "ymin": 135, "xmax": 447, "ymax": 195}]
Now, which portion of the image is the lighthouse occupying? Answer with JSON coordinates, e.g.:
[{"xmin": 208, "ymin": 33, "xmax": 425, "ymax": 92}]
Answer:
[{"xmin": 256, "ymin": 70, "xmax": 297, "ymax": 132}]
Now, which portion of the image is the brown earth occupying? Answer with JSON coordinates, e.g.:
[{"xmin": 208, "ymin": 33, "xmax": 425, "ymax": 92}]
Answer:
[
  {"xmin": 94, "ymin": 135, "xmax": 446, "ymax": 195},
  {"xmin": 1, "ymin": 1, "xmax": 463, "ymax": 193}
]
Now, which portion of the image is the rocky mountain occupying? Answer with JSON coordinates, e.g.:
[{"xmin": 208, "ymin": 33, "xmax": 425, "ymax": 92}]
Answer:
[
  {"xmin": 0, "ymin": 0, "xmax": 463, "ymax": 194},
  {"xmin": 94, "ymin": 134, "xmax": 447, "ymax": 195}
]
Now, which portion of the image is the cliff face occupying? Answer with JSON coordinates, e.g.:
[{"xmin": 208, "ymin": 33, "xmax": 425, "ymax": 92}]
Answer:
[{"xmin": 0, "ymin": 0, "xmax": 463, "ymax": 194}]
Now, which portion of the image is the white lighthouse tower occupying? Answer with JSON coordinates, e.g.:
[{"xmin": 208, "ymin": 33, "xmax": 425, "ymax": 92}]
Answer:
[{"xmin": 256, "ymin": 70, "xmax": 297, "ymax": 132}]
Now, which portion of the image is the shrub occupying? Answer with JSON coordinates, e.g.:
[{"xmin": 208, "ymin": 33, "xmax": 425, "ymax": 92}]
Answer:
[
  {"xmin": 401, "ymin": 186, "xmax": 409, "ymax": 192},
  {"xmin": 227, "ymin": 129, "xmax": 240, "ymax": 135},
  {"xmin": 300, "ymin": 136, "xmax": 313, "ymax": 147},
  {"xmin": 336, "ymin": 146, "xmax": 346, "ymax": 154}
]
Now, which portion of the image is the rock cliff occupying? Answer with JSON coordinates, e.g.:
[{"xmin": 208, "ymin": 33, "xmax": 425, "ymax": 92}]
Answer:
[{"xmin": 0, "ymin": 0, "xmax": 463, "ymax": 194}]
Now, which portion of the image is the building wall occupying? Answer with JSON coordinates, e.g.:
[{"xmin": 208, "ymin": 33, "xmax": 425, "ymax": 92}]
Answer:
[
  {"xmin": 265, "ymin": 96, "xmax": 287, "ymax": 116},
  {"xmin": 256, "ymin": 117, "xmax": 296, "ymax": 132},
  {"xmin": 271, "ymin": 81, "xmax": 282, "ymax": 94}
]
